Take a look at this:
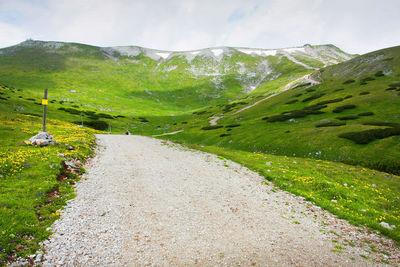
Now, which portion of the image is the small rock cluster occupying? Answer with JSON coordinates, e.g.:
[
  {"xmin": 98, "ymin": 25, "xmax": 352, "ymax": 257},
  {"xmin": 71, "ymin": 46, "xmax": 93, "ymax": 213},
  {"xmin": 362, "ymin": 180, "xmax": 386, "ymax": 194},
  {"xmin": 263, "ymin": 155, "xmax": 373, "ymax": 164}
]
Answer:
[{"xmin": 26, "ymin": 132, "xmax": 57, "ymax": 147}]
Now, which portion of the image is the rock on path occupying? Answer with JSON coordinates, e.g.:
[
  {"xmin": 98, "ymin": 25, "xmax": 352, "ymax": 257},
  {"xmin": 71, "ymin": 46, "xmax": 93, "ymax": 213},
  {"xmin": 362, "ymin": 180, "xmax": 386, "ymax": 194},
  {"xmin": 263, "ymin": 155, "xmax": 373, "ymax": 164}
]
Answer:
[{"xmin": 42, "ymin": 135, "xmax": 399, "ymax": 266}]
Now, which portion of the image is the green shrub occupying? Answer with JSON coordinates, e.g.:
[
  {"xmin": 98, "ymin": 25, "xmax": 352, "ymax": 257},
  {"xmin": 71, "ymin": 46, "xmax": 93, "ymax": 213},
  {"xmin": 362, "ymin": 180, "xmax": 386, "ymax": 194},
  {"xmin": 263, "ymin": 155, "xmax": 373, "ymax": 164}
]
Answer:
[
  {"xmin": 315, "ymin": 121, "xmax": 346, "ymax": 127},
  {"xmin": 293, "ymin": 93, "xmax": 303, "ymax": 97},
  {"xmin": 222, "ymin": 101, "xmax": 247, "ymax": 112},
  {"xmin": 305, "ymin": 88, "xmax": 315, "ymax": 92},
  {"xmin": 285, "ymin": 99, "xmax": 298, "ymax": 104},
  {"xmin": 266, "ymin": 105, "xmax": 326, "ymax": 122},
  {"xmin": 225, "ymin": 124, "xmax": 241, "ymax": 128},
  {"xmin": 317, "ymin": 98, "xmax": 343, "ymax": 105},
  {"xmin": 98, "ymin": 113, "xmax": 114, "ymax": 119},
  {"xmin": 389, "ymin": 82, "xmax": 400, "ymax": 88},
  {"xmin": 302, "ymin": 93, "xmax": 325, "ymax": 102},
  {"xmin": 358, "ymin": 112, "xmax": 374, "ymax": 116},
  {"xmin": 73, "ymin": 120, "xmax": 108, "ymax": 130},
  {"xmin": 58, "ymin": 107, "xmax": 81, "ymax": 115},
  {"xmin": 334, "ymin": 88, "xmax": 344, "ymax": 92},
  {"xmin": 360, "ymin": 77, "xmax": 375, "ymax": 83},
  {"xmin": 332, "ymin": 104, "xmax": 356, "ymax": 113},
  {"xmin": 138, "ymin": 117, "xmax": 149, "ymax": 123},
  {"xmin": 338, "ymin": 128, "xmax": 400, "ymax": 144},
  {"xmin": 336, "ymin": 115, "xmax": 359, "ymax": 121},
  {"xmin": 193, "ymin": 110, "xmax": 208, "ymax": 115},
  {"xmin": 201, "ymin": 125, "xmax": 223, "ymax": 130},
  {"xmin": 220, "ymin": 133, "xmax": 231, "ymax": 137},
  {"xmin": 343, "ymin": 79, "xmax": 355, "ymax": 84},
  {"xmin": 359, "ymin": 91, "xmax": 370, "ymax": 95},
  {"xmin": 344, "ymin": 95, "xmax": 352, "ymax": 99},
  {"xmin": 374, "ymin": 71, "xmax": 384, "ymax": 77}
]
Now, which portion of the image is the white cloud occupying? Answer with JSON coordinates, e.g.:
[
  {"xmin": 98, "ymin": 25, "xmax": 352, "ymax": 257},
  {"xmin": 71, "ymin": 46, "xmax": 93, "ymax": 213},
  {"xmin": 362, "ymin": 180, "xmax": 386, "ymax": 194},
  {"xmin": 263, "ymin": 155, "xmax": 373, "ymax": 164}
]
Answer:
[
  {"xmin": 0, "ymin": 20, "xmax": 28, "ymax": 47},
  {"xmin": 0, "ymin": 0, "xmax": 399, "ymax": 54}
]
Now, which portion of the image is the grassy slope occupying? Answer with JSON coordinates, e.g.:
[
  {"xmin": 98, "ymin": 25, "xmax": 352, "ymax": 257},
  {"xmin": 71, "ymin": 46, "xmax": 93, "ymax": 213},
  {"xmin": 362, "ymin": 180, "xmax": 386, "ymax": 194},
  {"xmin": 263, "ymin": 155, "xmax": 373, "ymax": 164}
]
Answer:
[{"xmin": 162, "ymin": 46, "xmax": 400, "ymax": 175}]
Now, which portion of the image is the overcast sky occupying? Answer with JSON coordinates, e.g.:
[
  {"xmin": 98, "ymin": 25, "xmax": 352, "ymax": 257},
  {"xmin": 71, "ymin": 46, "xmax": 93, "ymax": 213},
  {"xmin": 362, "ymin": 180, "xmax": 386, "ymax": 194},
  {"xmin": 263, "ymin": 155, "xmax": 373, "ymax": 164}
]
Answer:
[{"xmin": 0, "ymin": 0, "xmax": 399, "ymax": 54}]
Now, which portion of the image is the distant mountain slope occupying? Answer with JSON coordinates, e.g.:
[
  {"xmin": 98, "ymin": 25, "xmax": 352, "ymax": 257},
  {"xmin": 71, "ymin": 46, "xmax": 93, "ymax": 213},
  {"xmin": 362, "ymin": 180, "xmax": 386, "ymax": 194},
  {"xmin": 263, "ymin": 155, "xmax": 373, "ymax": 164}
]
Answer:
[
  {"xmin": 0, "ymin": 40, "xmax": 353, "ymax": 116},
  {"xmin": 161, "ymin": 45, "xmax": 400, "ymax": 174}
]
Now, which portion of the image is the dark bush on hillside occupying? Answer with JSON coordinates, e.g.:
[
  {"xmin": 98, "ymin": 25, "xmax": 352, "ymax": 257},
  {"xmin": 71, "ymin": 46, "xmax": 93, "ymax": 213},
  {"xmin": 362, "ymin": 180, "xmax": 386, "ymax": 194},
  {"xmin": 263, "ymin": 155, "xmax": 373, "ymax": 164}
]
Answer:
[
  {"xmin": 116, "ymin": 115, "xmax": 126, "ymax": 118},
  {"xmin": 343, "ymin": 79, "xmax": 355, "ymax": 84},
  {"xmin": 286, "ymin": 99, "xmax": 298, "ymax": 104},
  {"xmin": 315, "ymin": 121, "xmax": 346, "ymax": 127},
  {"xmin": 293, "ymin": 93, "xmax": 303, "ymax": 97},
  {"xmin": 220, "ymin": 133, "xmax": 231, "ymax": 137},
  {"xmin": 317, "ymin": 98, "xmax": 343, "ymax": 105},
  {"xmin": 303, "ymin": 104, "xmax": 328, "ymax": 111},
  {"xmin": 302, "ymin": 93, "xmax": 325, "ymax": 102},
  {"xmin": 336, "ymin": 115, "xmax": 359, "ymax": 121},
  {"xmin": 98, "ymin": 113, "xmax": 114, "ymax": 119},
  {"xmin": 58, "ymin": 107, "xmax": 81, "ymax": 114},
  {"xmin": 389, "ymin": 82, "xmax": 400, "ymax": 87},
  {"xmin": 266, "ymin": 104, "xmax": 326, "ymax": 122},
  {"xmin": 72, "ymin": 105, "xmax": 79, "ymax": 108},
  {"xmin": 334, "ymin": 88, "xmax": 344, "ymax": 92},
  {"xmin": 344, "ymin": 95, "xmax": 352, "ymax": 99},
  {"xmin": 83, "ymin": 110, "xmax": 96, "ymax": 116},
  {"xmin": 375, "ymin": 71, "xmax": 384, "ymax": 77},
  {"xmin": 85, "ymin": 120, "xmax": 109, "ymax": 131},
  {"xmin": 27, "ymin": 98, "xmax": 35, "ymax": 101},
  {"xmin": 193, "ymin": 110, "xmax": 208, "ymax": 115},
  {"xmin": 222, "ymin": 101, "xmax": 247, "ymax": 112},
  {"xmin": 73, "ymin": 120, "xmax": 108, "ymax": 131},
  {"xmin": 0, "ymin": 96, "xmax": 7, "ymax": 100},
  {"xmin": 201, "ymin": 125, "xmax": 223, "ymax": 130},
  {"xmin": 226, "ymin": 124, "xmax": 241, "ymax": 128},
  {"xmin": 358, "ymin": 112, "xmax": 374, "ymax": 116},
  {"xmin": 181, "ymin": 121, "xmax": 188, "ymax": 124},
  {"xmin": 227, "ymin": 128, "xmax": 232, "ymax": 131},
  {"xmin": 360, "ymin": 82, "xmax": 367, "ymax": 85},
  {"xmin": 305, "ymin": 88, "xmax": 315, "ymax": 92},
  {"xmin": 261, "ymin": 116, "xmax": 269, "ymax": 120},
  {"xmin": 50, "ymin": 100, "xmax": 56, "ymax": 103},
  {"xmin": 138, "ymin": 117, "xmax": 149, "ymax": 123},
  {"xmin": 338, "ymin": 127, "xmax": 400, "ymax": 144},
  {"xmin": 333, "ymin": 104, "xmax": 356, "ymax": 113},
  {"xmin": 360, "ymin": 77, "xmax": 375, "ymax": 83},
  {"xmin": 359, "ymin": 91, "xmax": 370, "ymax": 95}
]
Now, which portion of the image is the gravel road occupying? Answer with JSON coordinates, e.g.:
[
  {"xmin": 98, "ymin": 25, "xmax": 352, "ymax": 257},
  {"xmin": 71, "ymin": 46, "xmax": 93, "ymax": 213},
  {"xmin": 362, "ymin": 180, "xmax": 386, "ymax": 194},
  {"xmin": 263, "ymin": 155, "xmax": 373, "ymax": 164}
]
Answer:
[{"xmin": 41, "ymin": 135, "xmax": 399, "ymax": 266}]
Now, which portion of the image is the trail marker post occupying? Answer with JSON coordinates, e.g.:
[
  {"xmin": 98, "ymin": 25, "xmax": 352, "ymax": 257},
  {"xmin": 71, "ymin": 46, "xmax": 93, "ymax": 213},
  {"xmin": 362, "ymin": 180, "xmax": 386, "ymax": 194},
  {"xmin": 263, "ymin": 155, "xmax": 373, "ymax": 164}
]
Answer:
[{"xmin": 42, "ymin": 88, "xmax": 48, "ymax": 132}]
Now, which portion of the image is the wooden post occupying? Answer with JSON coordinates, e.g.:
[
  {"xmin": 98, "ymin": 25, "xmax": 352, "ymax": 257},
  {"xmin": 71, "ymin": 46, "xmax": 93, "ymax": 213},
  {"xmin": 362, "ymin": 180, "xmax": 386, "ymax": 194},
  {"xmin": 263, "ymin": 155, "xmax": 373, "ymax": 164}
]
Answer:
[{"xmin": 42, "ymin": 88, "xmax": 48, "ymax": 132}]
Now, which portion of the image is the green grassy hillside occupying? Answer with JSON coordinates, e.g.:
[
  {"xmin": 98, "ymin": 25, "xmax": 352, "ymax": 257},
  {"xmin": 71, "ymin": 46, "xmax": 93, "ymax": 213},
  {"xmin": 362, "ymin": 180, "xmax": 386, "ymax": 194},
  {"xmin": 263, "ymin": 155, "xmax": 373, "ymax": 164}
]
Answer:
[{"xmin": 159, "ymin": 46, "xmax": 400, "ymax": 175}]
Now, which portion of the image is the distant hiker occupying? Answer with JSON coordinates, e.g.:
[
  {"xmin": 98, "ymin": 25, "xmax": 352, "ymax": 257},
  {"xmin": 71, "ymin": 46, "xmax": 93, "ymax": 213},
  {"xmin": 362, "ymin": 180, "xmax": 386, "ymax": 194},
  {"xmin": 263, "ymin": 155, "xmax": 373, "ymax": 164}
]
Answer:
[{"xmin": 125, "ymin": 131, "xmax": 130, "ymax": 135}]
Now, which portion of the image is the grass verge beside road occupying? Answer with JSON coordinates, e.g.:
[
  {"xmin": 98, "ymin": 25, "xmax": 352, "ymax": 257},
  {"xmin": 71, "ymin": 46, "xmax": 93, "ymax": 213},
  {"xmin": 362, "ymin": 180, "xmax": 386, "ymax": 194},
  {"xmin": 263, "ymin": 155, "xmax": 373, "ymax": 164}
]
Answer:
[{"xmin": 0, "ymin": 113, "xmax": 98, "ymax": 264}]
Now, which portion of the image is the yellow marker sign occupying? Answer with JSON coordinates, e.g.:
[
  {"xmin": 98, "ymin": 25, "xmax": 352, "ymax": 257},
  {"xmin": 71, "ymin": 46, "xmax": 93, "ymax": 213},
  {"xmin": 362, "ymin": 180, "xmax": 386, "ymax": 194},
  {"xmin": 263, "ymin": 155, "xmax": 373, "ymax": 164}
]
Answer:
[{"xmin": 42, "ymin": 99, "xmax": 48, "ymax": 105}]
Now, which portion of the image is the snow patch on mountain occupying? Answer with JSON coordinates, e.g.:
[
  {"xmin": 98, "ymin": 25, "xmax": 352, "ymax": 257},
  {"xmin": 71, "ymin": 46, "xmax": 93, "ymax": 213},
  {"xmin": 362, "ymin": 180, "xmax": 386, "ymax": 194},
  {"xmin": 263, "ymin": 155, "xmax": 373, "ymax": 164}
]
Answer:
[{"xmin": 155, "ymin": 52, "xmax": 171, "ymax": 59}]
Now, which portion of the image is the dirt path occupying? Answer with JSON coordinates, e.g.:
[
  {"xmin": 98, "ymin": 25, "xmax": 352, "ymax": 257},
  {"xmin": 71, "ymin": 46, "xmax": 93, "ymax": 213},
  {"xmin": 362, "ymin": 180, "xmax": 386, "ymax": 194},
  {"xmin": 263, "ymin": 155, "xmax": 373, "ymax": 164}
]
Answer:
[{"xmin": 41, "ymin": 135, "xmax": 398, "ymax": 266}]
